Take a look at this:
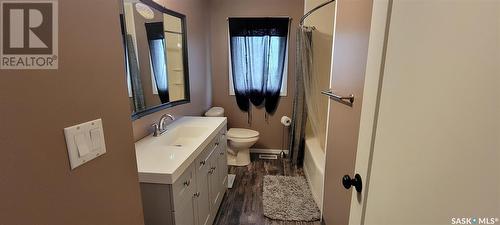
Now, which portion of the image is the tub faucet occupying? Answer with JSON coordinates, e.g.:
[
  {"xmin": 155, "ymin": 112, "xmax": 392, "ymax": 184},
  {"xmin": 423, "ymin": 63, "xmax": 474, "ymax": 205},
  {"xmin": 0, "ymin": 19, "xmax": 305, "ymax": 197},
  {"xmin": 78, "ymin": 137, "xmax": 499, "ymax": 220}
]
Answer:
[{"xmin": 152, "ymin": 114, "xmax": 175, "ymax": 136}]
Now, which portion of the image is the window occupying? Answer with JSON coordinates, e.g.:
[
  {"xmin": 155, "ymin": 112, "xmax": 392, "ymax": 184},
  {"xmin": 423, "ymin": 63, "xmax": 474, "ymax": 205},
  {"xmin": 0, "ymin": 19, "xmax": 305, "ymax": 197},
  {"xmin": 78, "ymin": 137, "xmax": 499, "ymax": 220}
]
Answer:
[
  {"xmin": 145, "ymin": 22, "xmax": 170, "ymax": 103},
  {"xmin": 228, "ymin": 18, "xmax": 290, "ymax": 113},
  {"xmin": 228, "ymin": 35, "xmax": 289, "ymax": 97}
]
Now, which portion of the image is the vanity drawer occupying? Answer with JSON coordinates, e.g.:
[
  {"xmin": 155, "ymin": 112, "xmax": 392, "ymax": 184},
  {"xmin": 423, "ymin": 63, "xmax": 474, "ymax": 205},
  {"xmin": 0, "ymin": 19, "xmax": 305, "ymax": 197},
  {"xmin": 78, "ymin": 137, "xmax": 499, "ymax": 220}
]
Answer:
[
  {"xmin": 172, "ymin": 164, "xmax": 195, "ymax": 211},
  {"xmin": 219, "ymin": 125, "xmax": 227, "ymax": 135},
  {"xmin": 196, "ymin": 138, "xmax": 217, "ymax": 170},
  {"xmin": 218, "ymin": 126, "xmax": 227, "ymax": 141}
]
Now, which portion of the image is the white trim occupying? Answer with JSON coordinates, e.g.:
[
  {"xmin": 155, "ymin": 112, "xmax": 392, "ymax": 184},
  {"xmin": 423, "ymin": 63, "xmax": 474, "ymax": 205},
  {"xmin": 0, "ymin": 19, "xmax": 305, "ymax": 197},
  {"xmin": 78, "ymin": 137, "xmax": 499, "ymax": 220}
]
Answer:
[
  {"xmin": 250, "ymin": 148, "xmax": 289, "ymax": 155},
  {"xmin": 150, "ymin": 55, "xmax": 158, "ymax": 95},
  {"xmin": 227, "ymin": 21, "xmax": 290, "ymax": 97}
]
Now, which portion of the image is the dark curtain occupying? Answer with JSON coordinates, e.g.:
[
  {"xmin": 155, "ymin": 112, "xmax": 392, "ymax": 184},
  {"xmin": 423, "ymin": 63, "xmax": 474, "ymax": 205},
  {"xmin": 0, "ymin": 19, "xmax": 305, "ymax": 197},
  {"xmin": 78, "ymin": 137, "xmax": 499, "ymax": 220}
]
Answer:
[
  {"xmin": 228, "ymin": 18, "xmax": 289, "ymax": 113},
  {"xmin": 290, "ymin": 27, "xmax": 313, "ymax": 166},
  {"xmin": 145, "ymin": 22, "xmax": 170, "ymax": 104},
  {"xmin": 126, "ymin": 35, "xmax": 146, "ymax": 112}
]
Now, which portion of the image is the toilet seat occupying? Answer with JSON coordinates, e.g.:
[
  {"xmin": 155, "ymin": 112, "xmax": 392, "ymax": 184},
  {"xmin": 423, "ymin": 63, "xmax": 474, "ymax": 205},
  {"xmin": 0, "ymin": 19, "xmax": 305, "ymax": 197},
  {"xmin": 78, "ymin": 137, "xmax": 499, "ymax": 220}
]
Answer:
[{"xmin": 227, "ymin": 128, "xmax": 259, "ymax": 139}]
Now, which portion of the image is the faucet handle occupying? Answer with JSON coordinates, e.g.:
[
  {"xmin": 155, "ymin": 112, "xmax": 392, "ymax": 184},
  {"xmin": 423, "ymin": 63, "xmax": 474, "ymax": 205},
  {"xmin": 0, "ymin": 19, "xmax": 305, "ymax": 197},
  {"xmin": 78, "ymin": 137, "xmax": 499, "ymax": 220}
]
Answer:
[{"xmin": 152, "ymin": 123, "xmax": 160, "ymax": 137}]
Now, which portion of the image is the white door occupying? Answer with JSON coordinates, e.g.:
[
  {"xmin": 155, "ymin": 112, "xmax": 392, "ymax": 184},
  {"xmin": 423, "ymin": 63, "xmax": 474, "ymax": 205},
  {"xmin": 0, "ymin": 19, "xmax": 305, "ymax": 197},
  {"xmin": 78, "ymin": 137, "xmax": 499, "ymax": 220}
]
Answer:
[{"xmin": 349, "ymin": 1, "xmax": 500, "ymax": 225}]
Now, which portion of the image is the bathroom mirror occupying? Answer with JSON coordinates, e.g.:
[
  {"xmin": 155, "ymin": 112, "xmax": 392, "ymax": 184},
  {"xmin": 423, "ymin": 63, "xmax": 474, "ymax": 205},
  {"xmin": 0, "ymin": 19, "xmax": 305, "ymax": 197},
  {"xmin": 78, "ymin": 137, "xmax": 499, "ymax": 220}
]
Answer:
[{"xmin": 120, "ymin": 0, "xmax": 190, "ymax": 119}]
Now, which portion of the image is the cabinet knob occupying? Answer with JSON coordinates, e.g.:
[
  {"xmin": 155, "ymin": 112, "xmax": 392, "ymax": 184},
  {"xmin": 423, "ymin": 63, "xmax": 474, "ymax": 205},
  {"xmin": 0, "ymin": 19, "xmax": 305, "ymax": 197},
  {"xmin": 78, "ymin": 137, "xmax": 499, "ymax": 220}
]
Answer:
[
  {"xmin": 200, "ymin": 160, "xmax": 206, "ymax": 166},
  {"xmin": 194, "ymin": 192, "xmax": 200, "ymax": 197},
  {"xmin": 183, "ymin": 180, "xmax": 191, "ymax": 187}
]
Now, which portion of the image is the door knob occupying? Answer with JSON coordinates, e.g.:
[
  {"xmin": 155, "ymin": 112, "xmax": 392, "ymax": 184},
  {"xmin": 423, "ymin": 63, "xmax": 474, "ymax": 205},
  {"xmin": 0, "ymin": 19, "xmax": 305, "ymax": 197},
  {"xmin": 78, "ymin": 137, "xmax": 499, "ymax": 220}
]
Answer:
[{"xmin": 342, "ymin": 174, "xmax": 362, "ymax": 193}]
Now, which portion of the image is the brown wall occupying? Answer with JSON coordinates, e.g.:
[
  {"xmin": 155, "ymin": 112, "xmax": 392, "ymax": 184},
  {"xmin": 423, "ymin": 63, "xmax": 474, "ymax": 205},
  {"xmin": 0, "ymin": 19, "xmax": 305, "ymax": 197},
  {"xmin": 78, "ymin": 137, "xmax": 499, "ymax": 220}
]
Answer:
[
  {"xmin": 0, "ymin": 1, "xmax": 144, "ymax": 225},
  {"xmin": 323, "ymin": 0, "xmax": 373, "ymax": 224},
  {"xmin": 209, "ymin": 0, "xmax": 304, "ymax": 149},
  {"xmin": 132, "ymin": 0, "xmax": 212, "ymax": 141}
]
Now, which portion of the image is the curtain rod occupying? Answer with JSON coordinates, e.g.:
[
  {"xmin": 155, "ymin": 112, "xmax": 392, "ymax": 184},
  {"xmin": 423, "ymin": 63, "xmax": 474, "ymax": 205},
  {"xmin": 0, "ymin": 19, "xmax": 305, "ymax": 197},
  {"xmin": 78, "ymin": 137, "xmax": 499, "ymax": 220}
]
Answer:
[
  {"xmin": 299, "ymin": 0, "xmax": 335, "ymax": 26},
  {"xmin": 226, "ymin": 16, "xmax": 292, "ymax": 21}
]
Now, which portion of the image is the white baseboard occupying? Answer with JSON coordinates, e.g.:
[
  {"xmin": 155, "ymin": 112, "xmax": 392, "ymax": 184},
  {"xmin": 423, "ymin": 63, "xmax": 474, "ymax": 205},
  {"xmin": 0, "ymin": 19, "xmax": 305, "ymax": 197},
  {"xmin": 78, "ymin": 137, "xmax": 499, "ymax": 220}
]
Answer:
[{"xmin": 250, "ymin": 148, "xmax": 289, "ymax": 155}]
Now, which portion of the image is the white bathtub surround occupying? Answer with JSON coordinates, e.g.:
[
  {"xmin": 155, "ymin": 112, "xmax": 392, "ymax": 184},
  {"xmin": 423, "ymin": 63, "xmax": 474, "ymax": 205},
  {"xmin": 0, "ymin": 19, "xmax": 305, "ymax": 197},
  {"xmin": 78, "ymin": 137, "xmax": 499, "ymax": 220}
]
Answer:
[{"xmin": 303, "ymin": 137, "xmax": 325, "ymax": 210}]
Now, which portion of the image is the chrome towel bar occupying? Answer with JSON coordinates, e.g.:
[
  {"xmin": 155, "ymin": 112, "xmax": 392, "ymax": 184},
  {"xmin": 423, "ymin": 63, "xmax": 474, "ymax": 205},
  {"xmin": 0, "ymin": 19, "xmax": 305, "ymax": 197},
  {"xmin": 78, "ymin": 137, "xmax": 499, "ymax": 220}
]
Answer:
[{"xmin": 321, "ymin": 89, "xmax": 354, "ymax": 107}]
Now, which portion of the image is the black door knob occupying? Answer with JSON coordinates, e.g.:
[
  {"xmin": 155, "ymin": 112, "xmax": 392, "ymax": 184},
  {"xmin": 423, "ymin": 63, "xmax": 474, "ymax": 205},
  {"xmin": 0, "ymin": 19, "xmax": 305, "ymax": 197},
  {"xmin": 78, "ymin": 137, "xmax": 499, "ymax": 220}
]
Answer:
[{"xmin": 342, "ymin": 174, "xmax": 362, "ymax": 193}]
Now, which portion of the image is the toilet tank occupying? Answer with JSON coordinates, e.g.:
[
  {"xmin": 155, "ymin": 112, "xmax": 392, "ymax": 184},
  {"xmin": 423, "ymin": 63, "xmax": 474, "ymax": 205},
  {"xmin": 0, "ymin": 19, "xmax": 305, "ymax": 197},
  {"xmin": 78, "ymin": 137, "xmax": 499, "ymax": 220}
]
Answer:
[{"xmin": 205, "ymin": 107, "xmax": 224, "ymax": 117}]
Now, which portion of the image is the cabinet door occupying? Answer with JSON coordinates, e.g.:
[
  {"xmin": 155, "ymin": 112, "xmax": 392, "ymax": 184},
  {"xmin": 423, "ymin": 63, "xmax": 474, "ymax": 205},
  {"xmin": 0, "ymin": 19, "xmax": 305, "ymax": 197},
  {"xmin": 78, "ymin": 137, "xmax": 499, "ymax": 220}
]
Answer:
[
  {"xmin": 172, "ymin": 165, "xmax": 196, "ymax": 225},
  {"xmin": 195, "ymin": 149, "xmax": 212, "ymax": 225},
  {"xmin": 173, "ymin": 194, "xmax": 196, "ymax": 225},
  {"xmin": 217, "ymin": 132, "xmax": 228, "ymax": 193},
  {"xmin": 208, "ymin": 149, "xmax": 221, "ymax": 210}
]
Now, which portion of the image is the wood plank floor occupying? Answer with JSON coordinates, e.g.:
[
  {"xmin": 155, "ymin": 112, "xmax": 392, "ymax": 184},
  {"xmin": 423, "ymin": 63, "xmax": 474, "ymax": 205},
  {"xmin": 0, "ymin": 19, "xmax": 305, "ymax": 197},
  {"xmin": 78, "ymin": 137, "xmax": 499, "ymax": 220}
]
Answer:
[{"xmin": 213, "ymin": 154, "xmax": 322, "ymax": 225}]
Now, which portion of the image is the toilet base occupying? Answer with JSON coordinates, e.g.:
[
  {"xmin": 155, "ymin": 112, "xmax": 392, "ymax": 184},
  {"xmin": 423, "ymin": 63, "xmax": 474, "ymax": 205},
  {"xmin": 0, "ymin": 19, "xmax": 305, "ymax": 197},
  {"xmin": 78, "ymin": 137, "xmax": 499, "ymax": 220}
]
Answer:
[{"xmin": 227, "ymin": 148, "xmax": 251, "ymax": 166}]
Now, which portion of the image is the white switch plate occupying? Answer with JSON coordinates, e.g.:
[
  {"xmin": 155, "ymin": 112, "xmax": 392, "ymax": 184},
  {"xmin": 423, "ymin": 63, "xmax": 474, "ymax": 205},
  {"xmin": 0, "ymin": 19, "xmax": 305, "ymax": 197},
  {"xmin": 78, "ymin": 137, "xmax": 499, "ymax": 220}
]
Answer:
[{"xmin": 64, "ymin": 119, "xmax": 107, "ymax": 170}]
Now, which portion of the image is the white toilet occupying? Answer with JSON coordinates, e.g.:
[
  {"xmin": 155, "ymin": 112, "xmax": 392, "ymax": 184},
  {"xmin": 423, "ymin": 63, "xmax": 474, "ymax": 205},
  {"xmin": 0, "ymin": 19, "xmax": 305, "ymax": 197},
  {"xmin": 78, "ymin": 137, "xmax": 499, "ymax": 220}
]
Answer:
[{"xmin": 205, "ymin": 107, "xmax": 259, "ymax": 166}]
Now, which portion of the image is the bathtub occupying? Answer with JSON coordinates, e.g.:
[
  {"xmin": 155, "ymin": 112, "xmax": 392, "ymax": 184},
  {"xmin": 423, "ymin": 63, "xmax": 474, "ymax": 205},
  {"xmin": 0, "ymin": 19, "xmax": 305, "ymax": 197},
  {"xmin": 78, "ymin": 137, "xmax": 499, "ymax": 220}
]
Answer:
[{"xmin": 303, "ymin": 137, "xmax": 325, "ymax": 210}]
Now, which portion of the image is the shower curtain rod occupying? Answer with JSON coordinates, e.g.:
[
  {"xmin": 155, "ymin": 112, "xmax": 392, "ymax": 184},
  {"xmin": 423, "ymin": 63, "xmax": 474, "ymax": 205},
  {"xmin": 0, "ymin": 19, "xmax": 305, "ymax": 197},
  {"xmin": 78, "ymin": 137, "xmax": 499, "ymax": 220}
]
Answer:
[
  {"xmin": 226, "ymin": 16, "xmax": 292, "ymax": 21},
  {"xmin": 299, "ymin": 0, "xmax": 335, "ymax": 26}
]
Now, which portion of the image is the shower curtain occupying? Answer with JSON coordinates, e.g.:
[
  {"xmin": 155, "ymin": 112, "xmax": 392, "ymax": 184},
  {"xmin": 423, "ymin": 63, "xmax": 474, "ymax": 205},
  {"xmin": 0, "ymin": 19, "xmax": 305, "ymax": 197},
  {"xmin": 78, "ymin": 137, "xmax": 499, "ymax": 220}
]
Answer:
[
  {"xmin": 126, "ymin": 34, "xmax": 146, "ymax": 112},
  {"xmin": 290, "ymin": 27, "xmax": 312, "ymax": 165},
  {"xmin": 290, "ymin": 26, "xmax": 323, "ymax": 165}
]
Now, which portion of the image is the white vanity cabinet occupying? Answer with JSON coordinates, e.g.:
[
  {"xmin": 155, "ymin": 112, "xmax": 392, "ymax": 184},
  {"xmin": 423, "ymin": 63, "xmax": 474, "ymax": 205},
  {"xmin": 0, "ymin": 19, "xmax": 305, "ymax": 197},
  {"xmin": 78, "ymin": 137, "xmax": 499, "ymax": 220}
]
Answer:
[
  {"xmin": 195, "ymin": 126, "xmax": 227, "ymax": 225},
  {"xmin": 137, "ymin": 118, "xmax": 228, "ymax": 225}
]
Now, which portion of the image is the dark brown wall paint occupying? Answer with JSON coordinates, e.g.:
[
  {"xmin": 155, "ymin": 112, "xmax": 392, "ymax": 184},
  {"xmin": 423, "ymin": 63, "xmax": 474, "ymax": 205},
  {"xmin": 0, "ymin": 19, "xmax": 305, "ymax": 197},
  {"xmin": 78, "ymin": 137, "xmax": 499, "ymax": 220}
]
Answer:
[
  {"xmin": 209, "ymin": 0, "xmax": 304, "ymax": 149},
  {"xmin": 0, "ymin": 1, "xmax": 144, "ymax": 225},
  {"xmin": 132, "ymin": 0, "xmax": 212, "ymax": 141}
]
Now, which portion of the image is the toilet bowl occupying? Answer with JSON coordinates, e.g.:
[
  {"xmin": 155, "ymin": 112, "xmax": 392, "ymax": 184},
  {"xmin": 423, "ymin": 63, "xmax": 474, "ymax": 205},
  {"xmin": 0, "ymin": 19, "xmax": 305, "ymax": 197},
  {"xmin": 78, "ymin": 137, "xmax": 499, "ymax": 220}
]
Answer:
[
  {"xmin": 226, "ymin": 128, "xmax": 259, "ymax": 166},
  {"xmin": 205, "ymin": 107, "xmax": 259, "ymax": 166}
]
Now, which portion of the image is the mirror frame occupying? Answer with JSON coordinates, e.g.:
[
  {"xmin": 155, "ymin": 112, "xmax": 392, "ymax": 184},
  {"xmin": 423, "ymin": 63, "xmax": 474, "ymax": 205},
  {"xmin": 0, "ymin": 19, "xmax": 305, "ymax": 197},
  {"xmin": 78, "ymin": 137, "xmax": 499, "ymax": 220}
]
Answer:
[{"xmin": 122, "ymin": 0, "xmax": 190, "ymax": 120}]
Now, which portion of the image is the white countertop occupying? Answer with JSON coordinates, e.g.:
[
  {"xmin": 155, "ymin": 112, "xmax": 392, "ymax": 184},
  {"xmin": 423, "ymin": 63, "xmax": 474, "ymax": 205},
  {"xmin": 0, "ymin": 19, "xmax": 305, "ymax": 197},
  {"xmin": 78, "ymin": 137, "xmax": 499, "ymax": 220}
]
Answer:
[{"xmin": 135, "ymin": 116, "xmax": 227, "ymax": 184}]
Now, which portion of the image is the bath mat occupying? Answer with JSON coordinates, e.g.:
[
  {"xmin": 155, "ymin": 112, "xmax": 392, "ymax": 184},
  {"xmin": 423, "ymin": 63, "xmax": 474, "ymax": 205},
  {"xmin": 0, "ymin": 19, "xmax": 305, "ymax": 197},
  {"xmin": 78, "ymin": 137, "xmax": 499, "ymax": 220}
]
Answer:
[
  {"xmin": 262, "ymin": 175, "xmax": 321, "ymax": 221},
  {"xmin": 227, "ymin": 174, "xmax": 236, "ymax": 189}
]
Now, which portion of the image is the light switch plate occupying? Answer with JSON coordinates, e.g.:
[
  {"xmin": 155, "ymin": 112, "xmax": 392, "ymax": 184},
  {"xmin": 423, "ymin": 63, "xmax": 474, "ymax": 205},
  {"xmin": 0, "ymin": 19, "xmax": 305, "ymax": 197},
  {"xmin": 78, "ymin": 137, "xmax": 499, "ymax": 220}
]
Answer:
[{"xmin": 64, "ymin": 119, "xmax": 107, "ymax": 170}]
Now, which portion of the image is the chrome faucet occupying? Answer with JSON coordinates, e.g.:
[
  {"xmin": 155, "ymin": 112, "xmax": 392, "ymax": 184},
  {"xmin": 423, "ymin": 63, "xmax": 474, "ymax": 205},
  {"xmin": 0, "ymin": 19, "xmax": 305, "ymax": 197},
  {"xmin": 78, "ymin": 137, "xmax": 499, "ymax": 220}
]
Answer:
[{"xmin": 152, "ymin": 114, "xmax": 175, "ymax": 136}]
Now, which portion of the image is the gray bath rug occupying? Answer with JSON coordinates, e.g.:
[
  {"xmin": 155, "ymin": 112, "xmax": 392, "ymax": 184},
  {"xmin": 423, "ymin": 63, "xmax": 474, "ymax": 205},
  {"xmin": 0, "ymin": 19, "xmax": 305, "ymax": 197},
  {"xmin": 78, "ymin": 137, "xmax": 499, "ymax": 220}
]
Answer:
[{"xmin": 262, "ymin": 175, "xmax": 321, "ymax": 221}]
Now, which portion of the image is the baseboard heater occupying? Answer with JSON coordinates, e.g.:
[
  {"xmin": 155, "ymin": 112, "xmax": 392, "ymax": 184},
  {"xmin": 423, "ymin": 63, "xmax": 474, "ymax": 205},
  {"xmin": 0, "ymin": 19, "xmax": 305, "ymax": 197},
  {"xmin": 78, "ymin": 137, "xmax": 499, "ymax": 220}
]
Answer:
[{"xmin": 258, "ymin": 154, "xmax": 278, "ymax": 160}]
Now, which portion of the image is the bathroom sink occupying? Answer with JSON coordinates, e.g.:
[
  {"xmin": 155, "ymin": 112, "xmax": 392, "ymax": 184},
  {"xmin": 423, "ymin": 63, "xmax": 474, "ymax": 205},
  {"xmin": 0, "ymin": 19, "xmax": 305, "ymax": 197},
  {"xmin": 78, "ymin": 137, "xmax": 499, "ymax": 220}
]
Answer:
[
  {"xmin": 135, "ymin": 116, "xmax": 227, "ymax": 184},
  {"xmin": 165, "ymin": 126, "xmax": 208, "ymax": 147}
]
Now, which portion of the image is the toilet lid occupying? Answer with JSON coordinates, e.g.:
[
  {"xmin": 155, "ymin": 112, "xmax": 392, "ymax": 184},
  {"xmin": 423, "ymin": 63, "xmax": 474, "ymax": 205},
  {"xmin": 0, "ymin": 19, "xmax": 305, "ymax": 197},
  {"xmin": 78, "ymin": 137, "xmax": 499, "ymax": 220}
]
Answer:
[
  {"xmin": 205, "ymin": 107, "xmax": 224, "ymax": 117},
  {"xmin": 227, "ymin": 128, "xmax": 259, "ymax": 138}
]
